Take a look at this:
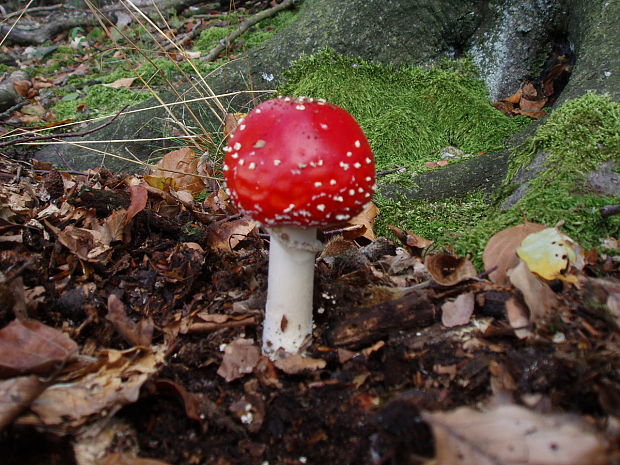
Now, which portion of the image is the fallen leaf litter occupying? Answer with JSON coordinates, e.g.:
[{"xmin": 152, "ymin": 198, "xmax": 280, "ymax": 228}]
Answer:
[{"xmin": 0, "ymin": 153, "xmax": 618, "ymax": 465}]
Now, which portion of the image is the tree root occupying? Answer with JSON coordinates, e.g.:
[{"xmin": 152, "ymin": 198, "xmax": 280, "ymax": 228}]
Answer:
[
  {"xmin": 203, "ymin": 0, "xmax": 296, "ymax": 62},
  {"xmin": 0, "ymin": 0, "xmax": 208, "ymax": 45}
]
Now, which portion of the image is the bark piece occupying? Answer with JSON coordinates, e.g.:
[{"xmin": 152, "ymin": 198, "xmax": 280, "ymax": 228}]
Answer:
[{"xmin": 328, "ymin": 291, "xmax": 435, "ymax": 348}]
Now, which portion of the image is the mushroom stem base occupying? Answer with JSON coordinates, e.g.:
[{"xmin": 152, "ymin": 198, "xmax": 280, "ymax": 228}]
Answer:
[{"xmin": 262, "ymin": 226, "xmax": 321, "ymax": 359}]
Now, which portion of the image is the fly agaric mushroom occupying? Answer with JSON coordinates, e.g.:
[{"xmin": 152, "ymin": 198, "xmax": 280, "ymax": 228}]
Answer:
[{"xmin": 223, "ymin": 96, "xmax": 376, "ymax": 358}]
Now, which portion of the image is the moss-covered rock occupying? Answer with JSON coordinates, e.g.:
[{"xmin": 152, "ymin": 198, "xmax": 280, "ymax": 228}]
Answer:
[
  {"xmin": 279, "ymin": 50, "xmax": 528, "ymax": 170},
  {"xmin": 373, "ymin": 93, "xmax": 620, "ymax": 268},
  {"xmin": 460, "ymin": 93, "xmax": 620, "ymax": 263}
]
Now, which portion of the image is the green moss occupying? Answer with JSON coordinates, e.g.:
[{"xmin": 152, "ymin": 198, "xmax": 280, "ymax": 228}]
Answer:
[
  {"xmin": 245, "ymin": 10, "xmax": 297, "ymax": 48},
  {"xmin": 134, "ymin": 58, "xmax": 220, "ymax": 87},
  {"xmin": 457, "ymin": 92, "xmax": 620, "ymax": 265},
  {"xmin": 31, "ymin": 47, "xmax": 77, "ymax": 75},
  {"xmin": 279, "ymin": 49, "xmax": 529, "ymax": 169},
  {"xmin": 52, "ymin": 85, "xmax": 151, "ymax": 120},
  {"xmin": 194, "ymin": 9, "xmax": 297, "ymax": 52},
  {"xmin": 375, "ymin": 191, "xmax": 491, "ymax": 253},
  {"xmin": 194, "ymin": 26, "xmax": 231, "ymax": 51}
]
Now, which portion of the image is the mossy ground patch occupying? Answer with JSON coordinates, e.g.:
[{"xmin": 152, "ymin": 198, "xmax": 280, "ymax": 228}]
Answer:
[{"xmin": 279, "ymin": 51, "xmax": 619, "ymax": 265}]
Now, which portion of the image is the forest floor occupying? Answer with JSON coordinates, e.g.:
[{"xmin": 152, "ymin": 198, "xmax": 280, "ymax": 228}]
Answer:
[{"xmin": 0, "ymin": 149, "xmax": 619, "ymax": 465}]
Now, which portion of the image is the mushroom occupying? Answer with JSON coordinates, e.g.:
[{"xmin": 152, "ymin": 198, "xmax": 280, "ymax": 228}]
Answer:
[{"xmin": 223, "ymin": 96, "xmax": 376, "ymax": 358}]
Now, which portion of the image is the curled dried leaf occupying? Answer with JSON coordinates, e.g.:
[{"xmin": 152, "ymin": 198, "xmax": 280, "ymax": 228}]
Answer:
[
  {"xmin": 483, "ymin": 222, "xmax": 547, "ymax": 286},
  {"xmin": 425, "ymin": 254, "xmax": 476, "ymax": 286},
  {"xmin": 274, "ymin": 354, "xmax": 326, "ymax": 375},
  {"xmin": 151, "ymin": 147, "xmax": 206, "ymax": 196}
]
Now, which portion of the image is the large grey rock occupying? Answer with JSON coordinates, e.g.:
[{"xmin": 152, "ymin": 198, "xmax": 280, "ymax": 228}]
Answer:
[
  {"xmin": 468, "ymin": 0, "xmax": 567, "ymax": 100},
  {"xmin": 380, "ymin": 151, "xmax": 511, "ymax": 201},
  {"xmin": 559, "ymin": 0, "xmax": 620, "ymax": 103},
  {"xmin": 35, "ymin": 0, "xmax": 619, "ymax": 177}
]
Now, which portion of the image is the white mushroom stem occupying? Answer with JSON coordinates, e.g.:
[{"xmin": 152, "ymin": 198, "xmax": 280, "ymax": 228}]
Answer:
[{"xmin": 262, "ymin": 226, "xmax": 323, "ymax": 359}]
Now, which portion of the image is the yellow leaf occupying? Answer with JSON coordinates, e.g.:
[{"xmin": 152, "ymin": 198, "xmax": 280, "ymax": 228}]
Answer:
[
  {"xmin": 143, "ymin": 175, "xmax": 177, "ymax": 191},
  {"xmin": 516, "ymin": 227, "xmax": 583, "ymax": 282}
]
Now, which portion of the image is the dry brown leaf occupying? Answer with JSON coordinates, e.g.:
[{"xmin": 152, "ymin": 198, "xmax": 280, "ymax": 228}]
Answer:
[
  {"xmin": 175, "ymin": 190, "xmax": 194, "ymax": 206},
  {"xmin": 483, "ymin": 222, "xmax": 547, "ymax": 286},
  {"xmin": 492, "ymin": 100, "xmax": 515, "ymax": 116},
  {"xmin": 208, "ymin": 216, "xmax": 258, "ymax": 252},
  {"xmin": 0, "ymin": 319, "xmax": 79, "ymax": 378},
  {"xmin": 349, "ymin": 202, "xmax": 379, "ymax": 241},
  {"xmin": 23, "ymin": 348, "xmax": 163, "ymax": 430},
  {"xmin": 441, "ymin": 292, "xmax": 475, "ymax": 327},
  {"xmin": 505, "ymin": 296, "xmax": 532, "ymax": 339},
  {"xmin": 254, "ymin": 357, "xmax": 282, "ymax": 389},
  {"xmin": 106, "ymin": 295, "xmax": 153, "ymax": 347},
  {"xmin": 274, "ymin": 354, "xmax": 326, "ymax": 375},
  {"xmin": 31, "ymin": 78, "xmax": 53, "ymax": 91},
  {"xmin": 425, "ymin": 254, "xmax": 477, "ymax": 286},
  {"xmin": 224, "ymin": 112, "xmax": 246, "ymax": 141},
  {"xmin": 103, "ymin": 77, "xmax": 136, "ymax": 89},
  {"xmin": 99, "ymin": 209, "xmax": 127, "ymax": 244},
  {"xmin": 50, "ymin": 223, "xmax": 112, "ymax": 263},
  {"xmin": 507, "ymin": 260, "xmax": 559, "ymax": 323},
  {"xmin": 12, "ymin": 80, "xmax": 32, "ymax": 97},
  {"xmin": 0, "ymin": 376, "xmax": 47, "ymax": 432},
  {"xmin": 424, "ymin": 404, "xmax": 609, "ymax": 465},
  {"xmin": 388, "ymin": 225, "xmax": 433, "ymax": 254},
  {"xmin": 217, "ymin": 338, "xmax": 260, "ymax": 382},
  {"xmin": 151, "ymin": 147, "xmax": 206, "ymax": 196},
  {"xmin": 125, "ymin": 185, "xmax": 148, "ymax": 225},
  {"xmin": 183, "ymin": 312, "xmax": 257, "ymax": 333},
  {"xmin": 504, "ymin": 87, "xmax": 523, "ymax": 104},
  {"xmin": 520, "ymin": 96, "xmax": 548, "ymax": 112}
]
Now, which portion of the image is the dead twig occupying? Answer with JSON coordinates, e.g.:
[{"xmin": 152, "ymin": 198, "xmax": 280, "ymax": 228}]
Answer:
[
  {"xmin": 377, "ymin": 166, "xmax": 408, "ymax": 176},
  {"xmin": 0, "ymin": 4, "xmax": 70, "ymax": 19},
  {"xmin": 163, "ymin": 19, "xmax": 203, "ymax": 51},
  {"xmin": 0, "ymin": 100, "xmax": 28, "ymax": 119},
  {"xmin": 0, "ymin": 105, "xmax": 129, "ymax": 148},
  {"xmin": 203, "ymin": 0, "xmax": 295, "ymax": 62}
]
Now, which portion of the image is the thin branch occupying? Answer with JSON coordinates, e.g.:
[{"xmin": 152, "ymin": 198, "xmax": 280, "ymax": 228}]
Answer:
[
  {"xmin": 0, "ymin": 100, "xmax": 27, "ymax": 119},
  {"xmin": 163, "ymin": 18, "xmax": 203, "ymax": 51},
  {"xmin": 0, "ymin": 105, "xmax": 129, "ymax": 148},
  {"xmin": 377, "ymin": 166, "xmax": 408, "ymax": 176},
  {"xmin": 0, "ymin": 0, "xmax": 35, "ymax": 47},
  {"xmin": 203, "ymin": 0, "xmax": 295, "ymax": 62},
  {"xmin": 0, "ymin": 4, "xmax": 68, "ymax": 19}
]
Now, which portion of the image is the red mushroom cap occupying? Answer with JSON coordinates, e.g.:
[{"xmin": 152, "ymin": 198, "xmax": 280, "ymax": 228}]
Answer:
[{"xmin": 223, "ymin": 97, "xmax": 376, "ymax": 227}]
